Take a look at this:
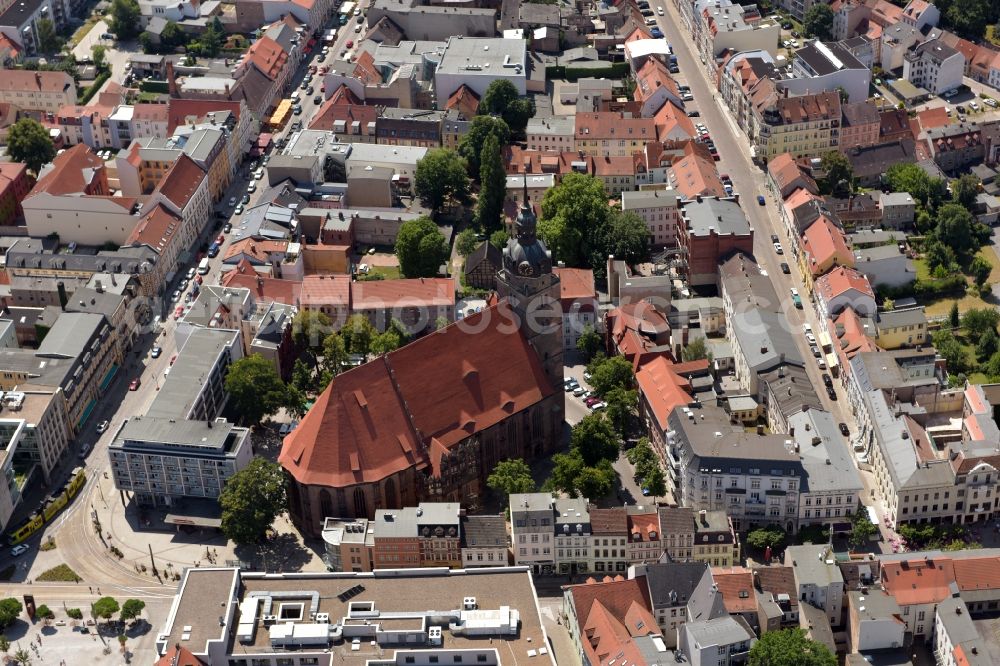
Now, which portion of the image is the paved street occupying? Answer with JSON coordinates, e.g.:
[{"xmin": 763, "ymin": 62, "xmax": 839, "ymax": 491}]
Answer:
[{"xmin": 72, "ymin": 20, "xmax": 133, "ymax": 87}]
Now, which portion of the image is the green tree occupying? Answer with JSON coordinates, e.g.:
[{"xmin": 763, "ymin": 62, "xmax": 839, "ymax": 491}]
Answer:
[
  {"xmin": 970, "ymin": 254, "xmax": 992, "ymax": 289},
  {"xmin": 885, "ymin": 162, "xmax": 947, "ymax": 209},
  {"xmin": 340, "ymin": 314, "xmax": 378, "ymax": 356},
  {"xmin": 602, "ymin": 209, "xmax": 651, "ymax": 267},
  {"xmin": 945, "ymin": 0, "xmax": 995, "ymax": 39},
  {"xmin": 571, "ymin": 413, "xmax": 620, "ymax": 465},
  {"xmin": 925, "ymin": 239, "xmax": 958, "ymax": 272},
  {"xmin": 538, "ymin": 172, "xmax": 610, "ymax": 267},
  {"xmin": 0, "ymin": 635, "xmax": 8, "ymax": 653},
  {"xmin": 12, "ymin": 647, "xmax": 29, "ymax": 666},
  {"xmin": 953, "ymin": 173, "xmax": 981, "ymax": 209},
  {"xmin": 91, "ymin": 597, "xmax": 120, "ymax": 625},
  {"xmin": 746, "ymin": 525, "xmax": 786, "ymax": 550},
  {"xmin": 119, "ymin": 599, "xmax": 145, "ymax": 622},
  {"xmin": 66, "ymin": 608, "xmax": 83, "ymax": 620},
  {"xmin": 960, "ymin": 308, "xmax": 1000, "ymax": 342},
  {"xmin": 977, "ymin": 327, "xmax": 999, "ymax": 361},
  {"xmin": 681, "ymin": 338, "xmax": 711, "ymax": 362},
  {"xmin": 575, "ymin": 459, "xmax": 615, "ymax": 500},
  {"xmin": 321, "ymin": 332, "xmax": 349, "ymax": 377},
  {"xmin": 803, "ymin": 4, "xmax": 834, "ymax": 40},
  {"xmin": 414, "ymin": 148, "xmax": 469, "ymax": 212},
  {"xmin": 475, "ymin": 133, "xmax": 506, "ymax": 232},
  {"xmin": 370, "ymin": 328, "xmax": 403, "ymax": 356},
  {"xmin": 849, "ymin": 510, "xmax": 877, "ymax": 547},
  {"xmin": 487, "ymin": 459, "xmax": 536, "ymax": 496},
  {"xmin": 455, "ymin": 229, "xmax": 479, "ymax": 257},
  {"xmin": 821, "ymin": 150, "xmax": 853, "ymax": 197},
  {"xmin": 544, "ymin": 450, "xmax": 584, "ymax": 496},
  {"xmin": 108, "ymin": 0, "xmax": 141, "ymax": 40},
  {"xmin": 480, "ymin": 79, "xmax": 533, "ymax": 135},
  {"xmin": 395, "ymin": 216, "xmax": 449, "ymax": 278},
  {"xmin": 160, "ymin": 21, "xmax": 186, "ymax": 50},
  {"xmin": 932, "ymin": 329, "xmax": 969, "ymax": 374},
  {"xmin": 7, "ymin": 118, "xmax": 55, "ymax": 174},
  {"xmin": 35, "ymin": 19, "xmax": 62, "ymax": 55},
  {"xmin": 458, "ymin": 116, "xmax": 510, "ymax": 174},
  {"xmin": 626, "ymin": 438, "xmax": 656, "ymax": 469},
  {"xmin": 604, "ymin": 387, "xmax": 636, "ymax": 437},
  {"xmin": 576, "ymin": 325, "xmax": 603, "ymax": 362},
  {"xmin": 489, "ymin": 229, "xmax": 509, "ymax": 250},
  {"xmin": 935, "ymin": 203, "xmax": 978, "ymax": 262},
  {"xmin": 748, "ymin": 627, "xmax": 837, "ymax": 666},
  {"xmin": 219, "ymin": 457, "xmax": 287, "ymax": 545},
  {"xmin": 91, "ymin": 45, "xmax": 107, "ymax": 72},
  {"xmin": 292, "ymin": 309, "xmax": 333, "ymax": 353},
  {"xmin": 949, "ymin": 301, "xmax": 960, "ymax": 328},
  {"xmin": 34, "ymin": 605, "xmax": 53, "ymax": 620},
  {"xmin": 588, "ymin": 355, "xmax": 636, "ymax": 396},
  {"xmin": 224, "ymin": 354, "xmax": 288, "ymax": 425},
  {"xmin": 636, "ymin": 462, "xmax": 666, "ymax": 498}
]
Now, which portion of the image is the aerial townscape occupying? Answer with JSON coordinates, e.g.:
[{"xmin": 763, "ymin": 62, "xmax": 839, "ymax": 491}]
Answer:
[{"xmin": 0, "ymin": 0, "xmax": 1000, "ymax": 664}]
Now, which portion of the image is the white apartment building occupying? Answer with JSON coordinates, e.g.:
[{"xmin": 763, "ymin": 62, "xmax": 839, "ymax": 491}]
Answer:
[
  {"xmin": 785, "ymin": 544, "xmax": 845, "ymax": 628},
  {"xmin": 903, "ymin": 39, "xmax": 964, "ymax": 95},
  {"xmin": 621, "ymin": 190, "xmax": 685, "ymax": 247},
  {"xmin": 108, "ymin": 417, "xmax": 252, "ymax": 507},
  {"xmin": 554, "ymin": 497, "xmax": 591, "ymax": 575},
  {"xmin": 510, "ymin": 493, "xmax": 555, "ymax": 574},
  {"xmin": 525, "ymin": 116, "xmax": 575, "ymax": 152}
]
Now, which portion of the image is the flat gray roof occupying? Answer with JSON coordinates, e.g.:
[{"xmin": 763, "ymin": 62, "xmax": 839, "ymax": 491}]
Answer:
[
  {"xmin": 114, "ymin": 415, "xmax": 242, "ymax": 452},
  {"xmin": 787, "ymin": 409, "xmax": 863, "ymax": 495},
  {"xmin": 146, "ymin": 328, "xmax": 239, "ymax": 420},
  {"xmin": 436, "ymin": 37, "xmax": 527, "ymax": 76},
  {"xmin": 683, "ymin": 198, "xmax": 751, "ymax": 237},
  {"xmin": 37, "ymin": 312, "xmax": 105, "ymax": 359}
]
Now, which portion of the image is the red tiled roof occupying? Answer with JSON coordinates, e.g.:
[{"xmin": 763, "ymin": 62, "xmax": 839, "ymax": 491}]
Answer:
[
  {"xmin": 653, "ymin": 101, "xmax": 696, "ymax": 142},
  {"xmin": 711, "ymin": 567, "xmax": 756, "ymax": 613},
  {"xmin": 30, "ymin": 144, "xmax": 103, "ymax": 196},
  {"xmin": 952, "ymin": 556, "xmax": 1000, "ymax": 593},
  {"xmin": 815, "ymin": 266, "xmax": 874, "ymax": 302},
  {"xmin": 126, "ymin": 203, "xmax": 182, "ymax": 253},
  {"xmin": 0, "ymin": 162, "xmax": 28, "ymax": 189},
  {"xmin": 671, "ymin": 143, "xmax": 724, "ymax": 199},
  {"xmin": 280, "ymin": 302, "xmax": 556, "ymax": 486},
  {"xmin": 246, "ymin": 36, "xmax": 288, "ymax": 80},
  {"xmin": 327, "ymin": 84, "xmax": 363, "ymax": 106},
  {"xmin": 575, "ymin": 112, "xmax": 655, "ymax": 141},
  {"xmin": 350, "ymin": 278, "xmax": 455, "ymax": 310},
  {"xmin": 155, "ymin": 645, "xmax": 205, "ymax": 666},
  {"xmin": 636, "ymin": 356, "xmax": 697, "ymax": 431},
  {"xmin": 590, "ymin": 507, "xmax": 628, "ymax": 535},
  {"xmin": 0, "ymin": 70, "xmax": 73, "ymax": 95},
  {"xmin": 916, "ymin": 107, "xmax": 950, "ymax": 132},
  {"xmin": 881, "ymin": 558, "xmax": 955, "ymax": 606},
  {"xmin": 300, "ymin": 274, "xmax": 351, "ymax": 308},
  {"xmin": 445, "ymin": 84, "xmax": 480, "ymax": 119},
  {"xmin": 351, "ymin": 51, "xmax": 382, "ymax": 85},
  {"xmin": 633, "ymin": 59, "xmax": 680, "ymax": 109},
  {"xmin": 222, "ymin": 238, "xmax": 288, "ymax": 264},
  {"xmin": 221, "ymin": 260, "xmax": 301, "ymax": 305},
  {"xmin": 801, "ymin": 217, "xmax": 853, "ymax": 276},
  {"xmin": 156, "ymin": 155, "xmax": 206, "ymax": 210},
  {"xmin": 582, "ymin": 599, "xmax": 658, "ymax": 666},
  {"xmin": 132, "ymin": 103, "xmax": 169, "ymax": 124},
  {"xmin": 768, "ymin": 153, "xmax": 818, "ymax": 197},
  {"xmin": 309, "ymin": 102, "xmax": 378, "ymax": 133},
  {"xmin": 553, "ymin": 267, "xmax": 595, "ymax": 301},
  {"xmin": 566, "ymin": 575, "xmax": 652, "ymax": 625},
  {"xmin": 627, "ymin": 512, "xmax": 660, "ymax": 541}
]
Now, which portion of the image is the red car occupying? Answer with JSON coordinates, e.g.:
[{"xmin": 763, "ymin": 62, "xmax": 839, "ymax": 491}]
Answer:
[
  {"xmin": 216, "ymin": 234, "xmax": 225, "ymax": 244},
  {"xmin": 346, "ymin": 40, "xmax": 354, "ymax": 48},
  {"xmin": 170, "ymin": 354, "xmax": 178, "ymax": 366},
  {"xmin": 195, "ymin": 275, "xmax": 203, "ymax": 284},
  {"xmin": 129, "ymin": 378, "xmax": 141, "ymax": 391},
  {"xmin": 173, "ymin": 306, "xmax": 183, "ymax": 320}
]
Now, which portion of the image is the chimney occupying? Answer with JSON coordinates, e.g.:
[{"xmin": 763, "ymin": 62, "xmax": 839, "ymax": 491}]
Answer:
[
  {"xmin": 166, "ymin": 61, "xmax": 178, "ymax": 98},
  {"xmin": 57, "ymin": 281, "xmax": 68, "ymax": 310},
  {"xmin": 95, "ymin": 280, "xmax": 103, "ymax": 293}
]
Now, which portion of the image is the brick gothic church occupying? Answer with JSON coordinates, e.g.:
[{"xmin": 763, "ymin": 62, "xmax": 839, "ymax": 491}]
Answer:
[{"xmin": 280, "ymin": 188, "xmax": 565, "ymax": 536}]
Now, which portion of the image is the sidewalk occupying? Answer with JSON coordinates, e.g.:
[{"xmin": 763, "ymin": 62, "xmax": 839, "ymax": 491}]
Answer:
[{"xmin": 90, "ymin": 471, "xmax": 326, "ymax": 581}]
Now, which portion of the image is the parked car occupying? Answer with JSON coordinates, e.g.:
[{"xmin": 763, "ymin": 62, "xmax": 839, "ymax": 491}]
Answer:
[
  {"xmin": 573, "ymin": 387, "xmax": 586, "ymax": 397},
  {"xmin": 129, "ymin": 378, "xmax": 141, "ymax": 391},
  {"xmin": 151, "ymin": 346, "xmax": 162, "ymax": 358},
  {"xmin": 313, "ymin": 95, "xmax": 322, "ymax": 105},
  {"xmin": 757, "ymin": 194, "xmax": 766, "ymax": 205},
  {"xmin": 657, "ymin": 6, "xmax": 664, "ymax": 14},
  {"xmin": 822, "ymin": 373, "xmax": 833, "ymax": 387},
  {"xmin": 806, "ymin": 332, "xmax": 816, "ymax": 345},
  {"xmin": 223, "ymin": 222, "xmax": 232, "ymax": 233},
  {"xmin": 96, "ymin": 420, "xmax": 110, "ymax": 434},
  {"xmin": 346, "ymin": 40, "xmax": 354, "ymax": 48},
  {"xmin": 780, "ymin": 262, "xmax": 790, "ymax": 274},
  {"xmin": 827, "ymin": 386, "xmax": 838, "ymax": 401},
  {"xmin": 985, "ymin": 98, "xmax": 999, "ymax": 108},
  {"xmin": 810, "ymin": 346, "xmax": 821, "ymax": 358},
  {"xmin": 770, "ymin": 234, "xmax": 779, "ymax": 243},
  {"xmin": 773, "ymin": 241, "xmax": 783, "ymax": 254},
  {"xmin": 10, "ymin": 544, "xmax": 29, "ymax": 557},
  {"xmin": 839, "ymin": 422, "xmax": 850, "ymax": 436}
]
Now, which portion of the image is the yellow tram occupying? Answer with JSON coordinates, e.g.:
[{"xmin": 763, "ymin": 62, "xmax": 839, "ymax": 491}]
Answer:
[{"xmin": 7, "ymin": 467, "xmax": 86, "ymax": 545}]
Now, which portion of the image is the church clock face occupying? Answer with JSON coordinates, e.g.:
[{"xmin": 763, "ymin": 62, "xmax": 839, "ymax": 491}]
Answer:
[{"xmin": 518, "ymin": 261, "xmax": 535, "ymax": 277}]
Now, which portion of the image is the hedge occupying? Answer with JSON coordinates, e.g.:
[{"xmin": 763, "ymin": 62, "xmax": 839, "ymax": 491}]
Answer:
[
  {"xmin": 546, "ymin": 61, "xmax": 630, "ymax": 82},
  {"xmin": 140, "ymin": 80, "xmax": 170, "ymax": 94},
  {"xmin": 879, "ymin": 274, "xmax": 967, "ymax": 300},
  {"xmin": 77, "ymin": 71, "xmax": 111, "ymax": 105}
]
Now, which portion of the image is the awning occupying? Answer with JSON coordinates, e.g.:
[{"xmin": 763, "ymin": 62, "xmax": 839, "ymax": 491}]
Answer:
[
  {"xmin": 165, "ymin": 510, "xmax": 222, "ymax": 528},
  {"xmin": 99, "ymin": 364, "xmax": 120, "ymax": 392},
  {"xmin": 77, "ymin": 399, "xmax": 98, "ymax": 428}
]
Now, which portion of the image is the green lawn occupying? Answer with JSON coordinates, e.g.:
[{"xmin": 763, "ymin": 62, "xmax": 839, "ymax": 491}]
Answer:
[
  {"xmin": 917, "ymin": 248, "xmax": 1000, "ymax": 317},
  {"xmin": 68, "ymin": 15, "xmax": 102, "ymax": 49},
  {"xmin": 367, "ymin": 265, "xmax": 400, "ymax": 280},
  {"xmin": 36, "ymin": 564, "xmax": 82, "ymax": 582}
]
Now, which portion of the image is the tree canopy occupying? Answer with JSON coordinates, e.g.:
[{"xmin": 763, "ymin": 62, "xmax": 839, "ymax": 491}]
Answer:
[
  {"xmin": 475, "ymin": 133, "xmax": 506, "ymax": 233},
  {"xmin": 455, "ymin": 229, "xmax": 479, "ymax": 257},
  {"xmin": 538, "ymin": 173, "xmax": 609, "ymax": 268},
  {"xmin": 219, "ymin": 457, "xmax": 287, "ymax": 545},
  {"xmin": 119, "ymin": 599, "xmax": 146, "ymax": 622},
  {"xmin": 487, "ymin": 459, "xmax": 536, "ymax": 496},
  {"xmin": 803, "ymin": 4, "xmax": 834, "ymax": 40},
  {"xmin": 746, "ymin": 525, "xmax": 786, "ymax": 550},
  {"xmin": 940, "ymin": 0, "xmax": 999, "ymax": 40},
  {"xmin": 0, "ymin": 599, "xmax": 21, "ymax": 630},
  {"xmin": 587, "ymin": 354, "xmax": 636, "ymax": 396},
  {"xmin": 748, "ymin": 628, "xmax": 837, "ymax": 666},
  {"xmin": 952, "ymin": 173, "xmax": 980, "ymax": 209},
  {"xmin": 91, "ymin": 597, "xmax": 120, "ymax": 623},
  {"xmin": 576, "ymin": 325, "xmax": 603, "ymax": 361},
  {"xmin": 681, "ymin": 338, "xmax": 711, "ymax": 362},
  {"xmin": 395, "ymin": 216, "xmax": 449, "ymax": 278},
  {"xmin": 570, "ymin": 413, "xmax": 620, "ymax": 466},
  {"xmin": 820, "ymin": 151, "xmax": 852, "ymax": 197},
  {"xmin": 479, "ymin": 80, "xmax": 534, "ymax": 135},
  {"xmin": 458, "ymin": 116, "xmax": 511, "ymax": 174},
  {"xmin": 884, "ymin": 163, "xmax": 947, "ymax": 209},
  {"xmin": 292, "ymin": 309, "xmax": 333, "ymax": 353},
  {"xmin": 545, "ymin": 451, "xmax": 615, "ymax": 499},
  {"xmin": 849, "ymin": 509, "xmax": 877, "ymax": 547},
  {"xmin": 108, "ymin": 0, "xmax": 142, "ymax": 40},
  {"xmin": 35, "ymin": 19, "xmax": 63, "ymax": 55},
  {"xmin": 7, "ymin": 118, "xmax": 55, "ymax": 173},
  {"xmin": 224, "ymin": 354, "xmax": 288, "ymax": 425},
  {"xmin": 414, "ymin": 148, "xmax": 469, "ymax": 212}
]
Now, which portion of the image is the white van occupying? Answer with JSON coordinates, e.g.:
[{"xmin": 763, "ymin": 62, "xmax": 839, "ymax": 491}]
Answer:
[{"xmin": 198, "ymin": 258, "xmax": 210, "ymax": 275}]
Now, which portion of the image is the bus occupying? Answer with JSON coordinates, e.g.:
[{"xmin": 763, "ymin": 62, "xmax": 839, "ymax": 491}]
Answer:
[{"xmin": 268, "ymin": 99, "xmax": 292, "ymax": 132}]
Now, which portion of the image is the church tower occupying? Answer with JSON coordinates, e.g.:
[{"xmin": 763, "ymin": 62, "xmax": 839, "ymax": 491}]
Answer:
[{"xmin": 496, "ymin": 177, "xmax": 564, "ymax": 389}]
